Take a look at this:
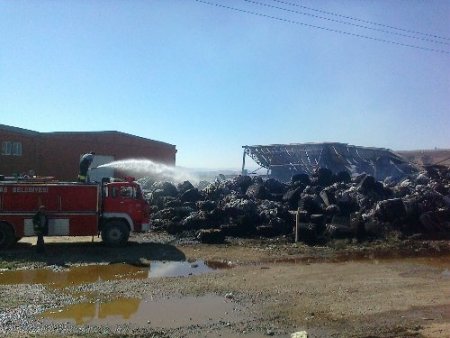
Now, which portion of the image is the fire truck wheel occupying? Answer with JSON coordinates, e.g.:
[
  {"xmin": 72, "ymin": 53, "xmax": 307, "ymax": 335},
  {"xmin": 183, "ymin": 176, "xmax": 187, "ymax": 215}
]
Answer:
[
  {"xmin": 101, "ymin": 220, "xmax": 130, "ymax": 246},
  {"xmin": 0, "ymin": 222, "xmax": 15, "ymax": 249}
]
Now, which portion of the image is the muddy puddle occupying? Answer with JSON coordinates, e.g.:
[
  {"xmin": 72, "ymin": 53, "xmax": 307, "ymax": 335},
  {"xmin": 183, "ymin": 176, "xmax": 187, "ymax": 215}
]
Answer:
[
  {"xmin": 0, "ymin": 260, "xmax": 231, "ymax": 287},
  {"xmin": 40, "ymin": 294, "xmax": 242, "ymax": 327}
]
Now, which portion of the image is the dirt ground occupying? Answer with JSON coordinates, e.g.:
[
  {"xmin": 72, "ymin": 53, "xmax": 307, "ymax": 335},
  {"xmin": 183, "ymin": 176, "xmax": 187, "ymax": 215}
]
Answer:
[{"xmin": 1, "ymin": 233, "xmax": 450, "ymax": 337}]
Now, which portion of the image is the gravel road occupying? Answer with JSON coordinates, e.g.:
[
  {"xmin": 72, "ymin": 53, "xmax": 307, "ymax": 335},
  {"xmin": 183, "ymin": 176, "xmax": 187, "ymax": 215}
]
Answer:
[{"xmin": 1, "ymin": 233, "xmax": 450, "ymax": 337}]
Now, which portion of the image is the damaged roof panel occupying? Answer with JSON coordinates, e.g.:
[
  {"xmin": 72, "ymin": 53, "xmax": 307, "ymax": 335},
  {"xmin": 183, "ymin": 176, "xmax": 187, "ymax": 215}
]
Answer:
[{"xmin": 243, "ymin": 142, "xmax": 418, "ymax": 181}]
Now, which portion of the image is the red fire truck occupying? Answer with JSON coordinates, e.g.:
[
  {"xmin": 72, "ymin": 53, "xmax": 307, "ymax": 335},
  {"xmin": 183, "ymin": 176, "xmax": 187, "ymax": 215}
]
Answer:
[{"xmin": 0, "ymin": 177, "xmax": 150, "ymax": 249}]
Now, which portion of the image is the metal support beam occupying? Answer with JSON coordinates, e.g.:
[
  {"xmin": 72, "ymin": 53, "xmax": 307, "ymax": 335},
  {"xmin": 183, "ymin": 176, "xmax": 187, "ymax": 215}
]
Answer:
[{"xmin": 241, "ymin": 149, "xmax": 246, "ymax": 175}]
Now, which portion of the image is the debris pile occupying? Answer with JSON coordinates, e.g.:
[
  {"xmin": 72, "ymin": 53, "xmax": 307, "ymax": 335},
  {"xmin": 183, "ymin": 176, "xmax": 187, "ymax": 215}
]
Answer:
[{"xmin": 143, "ymin": 165, "xmax": 450, "ymax": 245}]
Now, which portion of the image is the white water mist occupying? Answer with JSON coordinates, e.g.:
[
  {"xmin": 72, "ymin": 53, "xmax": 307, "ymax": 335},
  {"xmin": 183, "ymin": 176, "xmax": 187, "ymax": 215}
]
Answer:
[{"xmin": 96, "ymin": 159, "xmax": 200, "ymax": 184}]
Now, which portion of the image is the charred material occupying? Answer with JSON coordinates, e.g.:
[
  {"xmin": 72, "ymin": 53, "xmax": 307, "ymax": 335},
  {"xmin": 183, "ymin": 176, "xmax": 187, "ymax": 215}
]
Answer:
[{"xmin": 144, "ymin": 165, "xmax": 450, "ymax": 246}]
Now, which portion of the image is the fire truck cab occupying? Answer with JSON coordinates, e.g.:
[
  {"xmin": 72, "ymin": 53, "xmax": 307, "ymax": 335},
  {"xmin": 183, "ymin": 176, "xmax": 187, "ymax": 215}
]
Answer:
[{"xmin": 0, "ymin": 177, "xmax": 150, "ymax": 249}]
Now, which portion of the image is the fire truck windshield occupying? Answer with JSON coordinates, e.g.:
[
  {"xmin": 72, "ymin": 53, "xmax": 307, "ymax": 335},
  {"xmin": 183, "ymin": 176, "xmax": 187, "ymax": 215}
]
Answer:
[{"xmin": 109, "ymin": 186, "xmax": 136, "ymax": 199}]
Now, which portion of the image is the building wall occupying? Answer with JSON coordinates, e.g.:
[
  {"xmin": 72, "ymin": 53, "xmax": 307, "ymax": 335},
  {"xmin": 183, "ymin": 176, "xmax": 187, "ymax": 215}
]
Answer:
[
  {"xmin": 39, "ymin": 132, "xmax": 177, "ymax": 180},
  {"xmin": 0, "ymin": 125, "xmax": 177, "ymax": 181},
  {"xmin": 0, "ymin": 126, "xmax": 39, "ymax": 177}
]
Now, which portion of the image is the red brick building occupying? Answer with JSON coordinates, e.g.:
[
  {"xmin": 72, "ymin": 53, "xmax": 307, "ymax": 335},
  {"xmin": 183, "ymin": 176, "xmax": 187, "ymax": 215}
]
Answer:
[{"xmin": 0, "ymin": 124, "xmax": 177, "ymax": 181}]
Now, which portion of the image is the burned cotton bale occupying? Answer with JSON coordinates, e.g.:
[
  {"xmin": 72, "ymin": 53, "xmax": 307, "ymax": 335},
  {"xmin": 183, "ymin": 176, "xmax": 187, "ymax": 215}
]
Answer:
[
  {"xmin": 221, "ymin": 198, "xmax": 260, "ymax": 236},
  {"xmin": 205, "ymin": 208, "xmax": 227, "ymax": 225},
  {"xmin": 350, "ymin": 212, "xmax": 367, "ymax": 241},
  {"xmin": 166, "ymin": 221, "xmax": 181, "ymax": 234},
  {"xmin": 153, "ymin": 206, "xmax": 193, "ymax": 221},
  {"xmin": 310, "ymin": 214, "xmax": 326, "ymax": 233},
  {"xmin": 180, "ymin": 188, "xmax": 203, "ymax": 203},
  {"xmin": 282, "ymin": 185, "xmax": 305, "ymax": 210},
  {"xmin": 270, "ymin": 216, "xmax": 292, "ymax": 234},
  {"xmin": 298, "ymin": 195, "xmax": 323, "ymax": 214},
  {"xmin": 178, "ymin": 180, "xmax": 195, "ymax": 194},
  {"xmin": 356, "ymin": 175, "xmax": 392, "ymax": 199},
  {"xmin": 420, "ymin": 210, "xmax": 450, "ymax": 233},
  {"xmin": 197, "ymin": 229, "xmax": 225, "ymax": 244},
  {"xmin": 335, "ymin": 171, "xmax": 351, "ymax": 183},
  {"xmin": 202, "ymin": 182, "xmax": 230, "ymax": 200},
  {"xmin": 237, "ymin": 175, "xmax": 253, "ymax": 191},
  {"xmin": 197, "ymin": 200, "xmax": 217, "ymax": 212},
  {"xmin": 152, "ymin": 181, "xmax": 179, "ymax": 197},
  {"xmin": 258, "ymin": 200, "xmax": 280, "ymax": 219},
  {"xmin": 264, "ymin": 178, "xmax": 287, "ymax": 194},
  {"xmin": 220, "ymin": 216, "xmax": 258, "ymax": 237},
  {"xmin": 415, "ymin": 173, "xmax": 430, "ymax": 185},
  {"xmin": 223, "ymin": 198, "xmax": 257, "ymax": 217},
  {"xmin": 292, "ymin": 173, "xmax": 311, "ymax": 186},
  {"xmin": 232, "ymin": 214, "xmax": 259, "ymax": 236},
  {"xmin": 312, "ymin": 168, "xmax": 334, "ymax": 187},
  {"xmin": 297, "ymin": 223, "xmax": 319, "ymax": 245},
  {"xmin": 375, "ymin": 198, "xmax": 406, "ymax": 223},
  {"xmin": 246, "ymin": 183, "xmax": 268, "ymax": 200},
  {"xmin": 256, "ymin": 225, "xmax": 279, "ymax": 237},
  {"xmin": 257, "ymin": 216, "xmax": 292, "ymax": 237},
  {"xmin": 180, "ymin": 212, "xmax": 209, "ymax": 230},
  {"xmin": 325, "ymin": 204, "xmax": 340, "ymax": 217},
  {"xmin": 163, "ymin": 198, "xmax": 182, "ymax": 208},
  {"xmin": 325, "ymin": 223, "xmax": 353, "ymax": 240},
  {"xmin": 335, "ymin": 192, "xmax": 360, "ymax": 217},
  {"xmin": 258, "ymin": 201, "xmax": 293, "ymax": 236},
  {"xmin": 227, "ymin": 175, "xmax": 253, "ymax": 194},
  {"xmin": 319, "ymin": 188, "xmax": 336, "ymax": 207},
  {"xmin": 357, "ymin": 175, "xmax": 378, "ymax": 194},
  {"xmin": 264, "ymin": 178, "xmax": 287, "ymax": 201},
  {"xmin": 148, "ymin": 189, "xmax": 166, "ymax": 208}
]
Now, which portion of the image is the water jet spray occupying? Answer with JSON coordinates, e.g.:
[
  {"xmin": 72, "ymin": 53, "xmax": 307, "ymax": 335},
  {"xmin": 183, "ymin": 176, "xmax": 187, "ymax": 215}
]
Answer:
[{"xmin": 97, "ymin": 159, "xmax": 199, "ymax": 184}]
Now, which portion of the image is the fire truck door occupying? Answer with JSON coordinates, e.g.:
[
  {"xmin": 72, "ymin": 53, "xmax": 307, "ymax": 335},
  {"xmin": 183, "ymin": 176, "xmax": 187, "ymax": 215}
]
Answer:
[{"xmin": 107, "ymin": 185, "xmax": 143, "ymax": 223}]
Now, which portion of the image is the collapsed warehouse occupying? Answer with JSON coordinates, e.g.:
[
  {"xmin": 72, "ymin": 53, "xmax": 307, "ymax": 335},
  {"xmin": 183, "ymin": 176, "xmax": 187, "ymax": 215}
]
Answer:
[
  {"xmin": 144, "ymin": 160, "xmax": 450, "ymax": 245},
  {"xmin": 241, "ymin": 142, "xmax": 419, "ymax": 182}
]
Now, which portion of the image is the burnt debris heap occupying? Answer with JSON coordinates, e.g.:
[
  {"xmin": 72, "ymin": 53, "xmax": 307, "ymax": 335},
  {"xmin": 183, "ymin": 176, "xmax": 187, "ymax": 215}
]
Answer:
[
  {"xmin": 143, "ymin": 164, "xmax": 450, "ymax": 245},
  {"xmin": 242, "ymin": 143, "xmax": 418, "ymax": 182}
]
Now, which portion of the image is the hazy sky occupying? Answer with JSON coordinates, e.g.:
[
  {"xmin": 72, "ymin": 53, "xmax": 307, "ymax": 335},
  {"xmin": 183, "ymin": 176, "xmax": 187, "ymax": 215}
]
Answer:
[{"xmin": 1, "ymin": 0, "xmax": 449, "ymax": 169}]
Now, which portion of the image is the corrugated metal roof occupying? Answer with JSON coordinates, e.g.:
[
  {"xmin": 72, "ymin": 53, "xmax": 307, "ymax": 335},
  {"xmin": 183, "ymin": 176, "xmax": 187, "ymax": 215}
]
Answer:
[{"xmin": 243, "ymin": 142, "xmax": 418, "ymax": 181}]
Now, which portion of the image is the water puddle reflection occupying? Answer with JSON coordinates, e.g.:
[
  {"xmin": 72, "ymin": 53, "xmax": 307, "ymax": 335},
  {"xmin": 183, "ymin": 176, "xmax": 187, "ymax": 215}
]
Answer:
[
  {"xmin": 0, "ymin": 264, "xmax": 147, "ymax": 288},
  {"xmin": 150, "ymin": 259, "xmax": 230, "ymax": 278},
  {"xmin": 0, "ymin": 260, "xmax": 231, "ymax": 287},
  {"xmin": 41, "ymin": 295, "xmax": 241, "ymax": 327}
]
